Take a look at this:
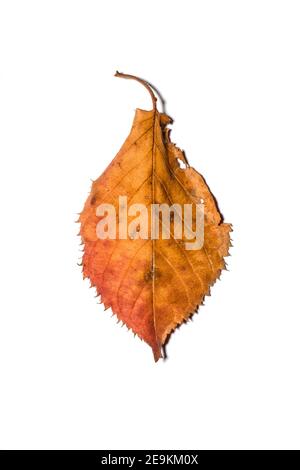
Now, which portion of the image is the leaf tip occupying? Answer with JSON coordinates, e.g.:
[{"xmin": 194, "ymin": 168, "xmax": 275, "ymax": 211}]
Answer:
[{"xmin": 152, "ymin": 342, "xmax": 163, "ymax": 362}]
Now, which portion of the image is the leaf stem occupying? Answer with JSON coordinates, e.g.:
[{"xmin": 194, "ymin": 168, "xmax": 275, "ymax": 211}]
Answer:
[{"xmin": 114, "ymin": 71, "xmax": 157, "ymax": 110}]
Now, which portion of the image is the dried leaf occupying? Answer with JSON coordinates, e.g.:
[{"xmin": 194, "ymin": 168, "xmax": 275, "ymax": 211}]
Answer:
[{"xmin": 79, "ymin": 72, "xmax": 231, "ymax": 361}]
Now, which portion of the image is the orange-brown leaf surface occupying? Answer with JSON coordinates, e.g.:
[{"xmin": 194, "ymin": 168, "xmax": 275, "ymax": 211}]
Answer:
[{"xmin": 79, "ymin": 72, "xmax": 231, "ymax": 361}]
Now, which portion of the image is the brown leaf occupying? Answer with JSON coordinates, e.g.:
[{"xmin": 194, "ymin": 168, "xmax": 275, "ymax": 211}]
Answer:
[{"xmin": 79, "ymin": 72, "xmax": 231, "ymax": 361}]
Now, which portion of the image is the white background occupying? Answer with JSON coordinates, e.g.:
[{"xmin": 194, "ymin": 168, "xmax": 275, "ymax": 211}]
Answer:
[{"xmin": 0, "ymin": 0, "xmax": 300, "ymax": 450}]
